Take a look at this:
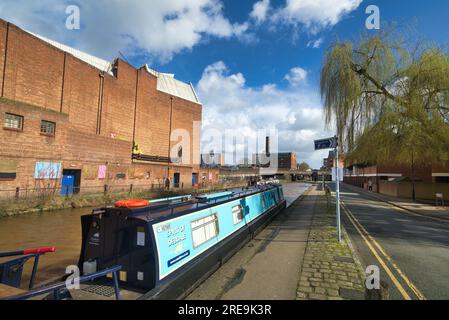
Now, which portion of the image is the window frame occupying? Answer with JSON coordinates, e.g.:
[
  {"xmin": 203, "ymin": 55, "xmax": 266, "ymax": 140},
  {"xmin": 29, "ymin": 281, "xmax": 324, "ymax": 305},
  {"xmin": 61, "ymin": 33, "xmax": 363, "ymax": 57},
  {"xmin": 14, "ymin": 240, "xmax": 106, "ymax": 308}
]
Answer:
[
  {"xmin": 191, "ymin": 213, "xmax": 219, "ymax": 249},
  {"xmin": 232, "ymin": 205, "xmax": 244, "ymax": 225},
  {"xmin": 40, "ymin": 120, "xmax": 56, "ymax": 137},
  {"xmin": 3, "ymin": 113, "xmax": 24, "ymax": 131}
]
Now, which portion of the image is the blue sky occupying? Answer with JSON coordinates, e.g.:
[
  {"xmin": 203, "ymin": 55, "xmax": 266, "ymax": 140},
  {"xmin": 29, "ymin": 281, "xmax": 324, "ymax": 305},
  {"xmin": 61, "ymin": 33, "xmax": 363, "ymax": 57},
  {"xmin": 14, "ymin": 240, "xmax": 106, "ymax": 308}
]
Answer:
[{"xmin": 0, "ymin": 0, "xmax": 448, "ymax": 168}]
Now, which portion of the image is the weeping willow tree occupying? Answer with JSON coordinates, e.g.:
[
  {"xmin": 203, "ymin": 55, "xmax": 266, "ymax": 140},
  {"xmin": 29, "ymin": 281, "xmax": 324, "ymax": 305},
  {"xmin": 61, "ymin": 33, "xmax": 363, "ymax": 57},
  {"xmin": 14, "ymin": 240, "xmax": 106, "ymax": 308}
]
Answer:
[{"xmin": 321, "ymin": 29, "xmax": 449, "ymax": 168}]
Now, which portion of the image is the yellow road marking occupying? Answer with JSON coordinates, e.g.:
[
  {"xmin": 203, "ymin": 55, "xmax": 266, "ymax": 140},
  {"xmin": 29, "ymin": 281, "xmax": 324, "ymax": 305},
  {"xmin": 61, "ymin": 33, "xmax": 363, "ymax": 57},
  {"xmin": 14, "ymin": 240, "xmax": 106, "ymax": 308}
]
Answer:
[
  {"xmin": 342, "ymin": 202, "xmax": 426, "ymax": 300},
  {"xmin": 341, "ymin": 204, "xmax": 411, "ymax": 300}
]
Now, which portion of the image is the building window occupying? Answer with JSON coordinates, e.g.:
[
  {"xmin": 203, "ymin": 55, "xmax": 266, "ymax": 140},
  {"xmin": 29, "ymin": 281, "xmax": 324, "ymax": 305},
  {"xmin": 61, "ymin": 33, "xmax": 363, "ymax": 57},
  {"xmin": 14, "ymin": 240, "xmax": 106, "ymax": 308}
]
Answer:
[
  {"xmin": 232, "ymin": 205, "xmax": 244, "ymax": 225},
  {"xmin": 40, "ymin": 120, "xmax": 56, "ymax": 136},
  {"xmin": 4, "ymin": 113, "xmax": 23, "ymax": 131},
  {"xmin": 435, "ymin": 177, "xmax": 449, "ymax": 184},
  {"xmin": 191, "ymin": 214, "xmax": 219, "ymax": 248}
]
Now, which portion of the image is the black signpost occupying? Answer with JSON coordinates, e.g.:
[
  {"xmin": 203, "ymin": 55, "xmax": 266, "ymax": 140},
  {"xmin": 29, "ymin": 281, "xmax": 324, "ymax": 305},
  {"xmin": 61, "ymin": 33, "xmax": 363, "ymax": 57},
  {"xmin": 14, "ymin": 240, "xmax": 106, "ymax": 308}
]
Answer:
[
  {"xmin": 314, "ymin": 137, "xmax": 337, "ymax": 151},
  {"xmin": 314, "ymin": 136, "xmax": 341, "ymax": 242}
]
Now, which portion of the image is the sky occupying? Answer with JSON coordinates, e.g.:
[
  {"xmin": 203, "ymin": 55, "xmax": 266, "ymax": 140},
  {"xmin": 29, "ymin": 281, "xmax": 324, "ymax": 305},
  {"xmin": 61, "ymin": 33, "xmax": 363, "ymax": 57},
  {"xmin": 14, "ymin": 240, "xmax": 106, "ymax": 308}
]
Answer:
[{"xmin": 1, "ymin": 0, "xmax": 448, "ymax": 168}]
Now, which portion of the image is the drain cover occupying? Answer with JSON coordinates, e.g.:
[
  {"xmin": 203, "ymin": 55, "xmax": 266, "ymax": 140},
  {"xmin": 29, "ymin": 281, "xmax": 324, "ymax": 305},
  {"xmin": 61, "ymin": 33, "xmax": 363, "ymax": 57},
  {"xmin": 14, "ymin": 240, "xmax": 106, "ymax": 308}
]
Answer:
[{"xmin": 82, "ymin": 284, "xmax": 116, "ymax": 297}]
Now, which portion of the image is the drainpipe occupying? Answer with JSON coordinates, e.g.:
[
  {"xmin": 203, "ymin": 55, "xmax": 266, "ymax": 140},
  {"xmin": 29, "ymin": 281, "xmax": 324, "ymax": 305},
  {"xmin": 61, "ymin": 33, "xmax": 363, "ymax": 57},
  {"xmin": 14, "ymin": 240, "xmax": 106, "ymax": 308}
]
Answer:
[{"xmin": 167, "ymin": 97, "xmax": 174, "ymax": 181}]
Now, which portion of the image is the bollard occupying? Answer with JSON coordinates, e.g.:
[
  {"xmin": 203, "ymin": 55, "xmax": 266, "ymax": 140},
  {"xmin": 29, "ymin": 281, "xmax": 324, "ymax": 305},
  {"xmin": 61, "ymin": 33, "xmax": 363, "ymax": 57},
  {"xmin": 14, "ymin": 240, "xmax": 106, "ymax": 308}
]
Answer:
[
  {"xmin": 15, "ymin": 187, "xmax": 20, "ymax": 200},
  {"xmin": 104, "ymin": 184, "xmax": 108, "ymax": 195},
  {"xmin": 130, "ymin": 184, "xmax": 133, "ymax": 194},
  {"xmin": 365, "ymin": 281, "xmax": 389, "ymax": 300}
]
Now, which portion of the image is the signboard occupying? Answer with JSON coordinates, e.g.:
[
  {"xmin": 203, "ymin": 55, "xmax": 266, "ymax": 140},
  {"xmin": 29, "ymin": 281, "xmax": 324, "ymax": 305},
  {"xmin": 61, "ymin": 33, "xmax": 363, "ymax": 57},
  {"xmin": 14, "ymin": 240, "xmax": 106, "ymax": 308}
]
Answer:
[
  {"xmin": 314, "ymin": 137, "xmax": 337, "ymax": 150},
  {"xmin": 98, "ymin": 165, "xmax": 107, "ymax": 180},
  {"xmin": 332, "ymin": 168, "xmax": 344, "ymax": 182},
  {"xmin": 0, "ymin": 160, "xmax": 17, "ymax": 180}
]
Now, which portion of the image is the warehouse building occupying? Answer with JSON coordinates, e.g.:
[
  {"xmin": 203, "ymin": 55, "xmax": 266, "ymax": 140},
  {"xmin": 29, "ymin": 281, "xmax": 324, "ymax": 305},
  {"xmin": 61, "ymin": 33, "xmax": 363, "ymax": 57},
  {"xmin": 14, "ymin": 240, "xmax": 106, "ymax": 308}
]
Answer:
[
  {"xmin": 0, "ymin": 19, "xmax": 208, "ymax": 195},
  {"xmin": 251, "ymin": 152, "xmax": 298, "ymax": 171}
]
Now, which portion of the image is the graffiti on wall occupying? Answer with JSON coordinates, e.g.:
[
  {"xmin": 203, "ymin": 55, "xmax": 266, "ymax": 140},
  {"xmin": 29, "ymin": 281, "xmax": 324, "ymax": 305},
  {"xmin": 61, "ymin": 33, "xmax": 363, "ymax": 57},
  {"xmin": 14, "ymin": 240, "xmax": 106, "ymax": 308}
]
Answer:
[{"xmin": 34, "ymin": 162, "xmax": 62, "ymax": 179}]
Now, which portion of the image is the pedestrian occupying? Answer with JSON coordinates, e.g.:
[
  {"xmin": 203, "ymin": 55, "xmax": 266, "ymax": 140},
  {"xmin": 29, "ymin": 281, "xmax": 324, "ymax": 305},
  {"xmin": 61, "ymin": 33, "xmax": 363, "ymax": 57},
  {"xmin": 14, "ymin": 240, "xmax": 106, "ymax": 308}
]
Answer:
[
  {"xmin": 165, "ymin": 176, "xmax": 170, "ymax": 191},
  {"xmin": 368, "ymin": 179, "xmax": 373, "ymax": 192}
]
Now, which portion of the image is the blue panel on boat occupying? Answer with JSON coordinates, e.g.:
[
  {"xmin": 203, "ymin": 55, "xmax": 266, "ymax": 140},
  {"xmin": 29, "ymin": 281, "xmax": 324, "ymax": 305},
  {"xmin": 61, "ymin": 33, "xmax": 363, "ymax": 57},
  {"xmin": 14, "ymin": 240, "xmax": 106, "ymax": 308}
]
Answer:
[{"xmin": 197, "ymin": 191, "xmax": 234, "ymax": 200}]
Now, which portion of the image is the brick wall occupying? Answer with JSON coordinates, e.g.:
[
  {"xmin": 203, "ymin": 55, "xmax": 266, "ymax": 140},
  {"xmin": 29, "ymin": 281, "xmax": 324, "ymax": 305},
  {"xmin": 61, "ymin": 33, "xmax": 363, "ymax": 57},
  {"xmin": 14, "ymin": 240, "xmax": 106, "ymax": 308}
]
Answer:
[
  {"xmin": 134, "ymin": 68, "xmax": 158, "ymax": 156},
  {"xmin": 62, "ymin": 55, "xmax": 101, "ymax": 134},
  {"xmin": 0, "ymin": 20, "xmax": 7, "ymax": 96},
  {"xmin": 0, "ymin": 98, "xmax": 68, "ymax": 190},
  {"xmin": 0, "ymin": 19, "xmax": 203, "ymax": 193},
  {"xmin": 171, "ymin": 95, "xmax": 202, "ymax": 166},
  {"xmin": 100, "ymin": 60, "xmax": 137, "ymax": 141},
  {"xmin": 2, "ymin": 25, "xmax": 64, "ymax": 112}
]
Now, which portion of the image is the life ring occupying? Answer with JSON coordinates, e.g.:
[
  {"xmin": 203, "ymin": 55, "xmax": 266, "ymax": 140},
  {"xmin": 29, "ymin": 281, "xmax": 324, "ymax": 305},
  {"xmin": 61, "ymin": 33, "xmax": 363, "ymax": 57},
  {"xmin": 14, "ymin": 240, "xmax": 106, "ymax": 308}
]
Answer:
[{"xmin": 115, "ymin": 199, "xmax": 150, "ymax": 208}]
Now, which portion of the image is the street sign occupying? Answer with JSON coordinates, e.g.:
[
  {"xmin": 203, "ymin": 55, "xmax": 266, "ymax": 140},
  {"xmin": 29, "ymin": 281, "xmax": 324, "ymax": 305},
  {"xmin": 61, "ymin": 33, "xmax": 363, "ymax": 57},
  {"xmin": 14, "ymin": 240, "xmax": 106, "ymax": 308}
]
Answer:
[
  {"xmin": 313, "ymin": 135, "xmax": 341, "ymax": 243},
  {"xmin": 332, "ymin": 168, "xmax": 344, "ymax": 182},
  {"xmin": 314, "ymin": 137, "xmax": 337, "ymax": 150}
]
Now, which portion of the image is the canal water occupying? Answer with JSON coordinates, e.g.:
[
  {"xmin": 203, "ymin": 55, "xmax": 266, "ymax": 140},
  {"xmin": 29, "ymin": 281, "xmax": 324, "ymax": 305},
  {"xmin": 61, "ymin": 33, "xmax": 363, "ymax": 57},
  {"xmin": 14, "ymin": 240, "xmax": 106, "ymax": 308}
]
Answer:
[
  {"xmin": 0, "ymin": 183, "xmax": 310, "ymax": 288},
  {"xmin": 0, "ymin": 207, "xmax": 91, "ymax": 286}
]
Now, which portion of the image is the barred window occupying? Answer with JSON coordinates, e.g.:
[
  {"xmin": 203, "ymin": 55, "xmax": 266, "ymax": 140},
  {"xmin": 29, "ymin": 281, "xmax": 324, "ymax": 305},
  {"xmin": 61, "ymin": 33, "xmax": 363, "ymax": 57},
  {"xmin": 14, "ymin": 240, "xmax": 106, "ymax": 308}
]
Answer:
[
  {"xmin": 191, "ymin": 214, "xmax": 219, "ymax": 248},
  {"xmin": 4, "ymin": 113, "xmax": 23, "ymax": 130},
  {"xmin": 41, "ymin": 120, "xmax": 56, "ymax": 136}
]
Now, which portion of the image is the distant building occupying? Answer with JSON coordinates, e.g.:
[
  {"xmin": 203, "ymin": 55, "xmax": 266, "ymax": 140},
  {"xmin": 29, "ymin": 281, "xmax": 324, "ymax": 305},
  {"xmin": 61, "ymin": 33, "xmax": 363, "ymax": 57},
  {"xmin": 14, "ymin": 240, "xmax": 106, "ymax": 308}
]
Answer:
[
  {"xmin": 323, "ymin": 151, "xmax": 335, "ymax": 171},
  {"xmin": 201, "ymin": 152, "xmax": 224, "ymax": 168},
  {"xmin": 345, "ymin": 163, "xmax": 449, "ymax": 197},
  {"xmin": 252, "ymin": 152, "xmax": 297, "ymax": 170}
]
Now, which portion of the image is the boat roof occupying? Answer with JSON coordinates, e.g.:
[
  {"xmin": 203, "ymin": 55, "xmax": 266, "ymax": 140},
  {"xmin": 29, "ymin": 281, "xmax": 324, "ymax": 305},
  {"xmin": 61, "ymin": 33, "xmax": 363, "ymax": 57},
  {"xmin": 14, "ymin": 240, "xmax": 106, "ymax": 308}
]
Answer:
[{"xmin": 127, "ymin": 184, "xmax": 280, "ymax": 223}]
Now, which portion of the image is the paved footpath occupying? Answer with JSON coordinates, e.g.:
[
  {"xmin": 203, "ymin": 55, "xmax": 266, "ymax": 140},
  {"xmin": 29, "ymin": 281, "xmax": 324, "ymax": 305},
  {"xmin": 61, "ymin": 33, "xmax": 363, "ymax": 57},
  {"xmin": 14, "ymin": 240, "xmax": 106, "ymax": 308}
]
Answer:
[
  {"xmin": 187, "ymin": 184, "xmax": 366, "ymax": 300},
  {"xmin": 187, "ymin": 183, "xmax": 314, "ymax": 300},
  {"xmin": 296, "ymin": 186, "xmax": 365, "ymax": 300}
]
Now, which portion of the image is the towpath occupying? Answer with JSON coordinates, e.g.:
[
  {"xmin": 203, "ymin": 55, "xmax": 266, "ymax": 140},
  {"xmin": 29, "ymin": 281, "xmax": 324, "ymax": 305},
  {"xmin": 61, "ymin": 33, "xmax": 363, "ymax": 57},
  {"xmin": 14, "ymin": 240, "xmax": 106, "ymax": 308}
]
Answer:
[{"xmin": 187, "ymin": 183, "xmax": 365, "ymax": 300}]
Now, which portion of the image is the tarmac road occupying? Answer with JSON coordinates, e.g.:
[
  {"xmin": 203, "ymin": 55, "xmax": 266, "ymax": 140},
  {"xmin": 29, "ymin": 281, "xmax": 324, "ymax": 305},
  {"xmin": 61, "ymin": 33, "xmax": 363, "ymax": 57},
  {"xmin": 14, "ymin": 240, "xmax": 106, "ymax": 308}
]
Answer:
[{"xmin": 329, "ymin": 182, "xmax": 449, "ymax": 300}]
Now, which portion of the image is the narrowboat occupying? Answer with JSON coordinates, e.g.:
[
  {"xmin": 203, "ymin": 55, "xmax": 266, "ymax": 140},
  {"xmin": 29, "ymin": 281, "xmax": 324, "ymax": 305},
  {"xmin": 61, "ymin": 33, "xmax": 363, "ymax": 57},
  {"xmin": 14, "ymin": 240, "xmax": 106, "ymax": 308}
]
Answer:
[{"xmin": 0, "ymin": 183, "xmax": 286, "ymax": 300}]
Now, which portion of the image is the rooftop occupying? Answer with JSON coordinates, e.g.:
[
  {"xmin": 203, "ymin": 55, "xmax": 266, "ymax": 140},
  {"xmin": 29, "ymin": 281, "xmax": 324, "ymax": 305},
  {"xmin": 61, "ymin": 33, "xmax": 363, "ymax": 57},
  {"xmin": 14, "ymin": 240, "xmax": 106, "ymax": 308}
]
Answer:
[{"xmin": 24, "ymin": 28, "xmax": 201, "ymax": 105}]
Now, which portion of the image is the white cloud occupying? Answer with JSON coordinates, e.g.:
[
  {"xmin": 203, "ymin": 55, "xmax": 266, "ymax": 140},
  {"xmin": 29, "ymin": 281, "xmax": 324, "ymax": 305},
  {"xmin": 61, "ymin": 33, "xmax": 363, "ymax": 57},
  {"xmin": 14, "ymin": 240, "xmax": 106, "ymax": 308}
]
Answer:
[
  {"xmin": 273, "ymin": 0, "xmax": 363, "ymax": 33},
  {"xmin": 307, "ymin": 37, "xmax": 324, "ymax": 48},
  {"xmin": 284, "ymin": 67, "xmax": 308, "ymax": 86},
  {"xmin": 0, "ymin": 0, "xmax": 248, "ymax": 63},
  {"xmin": 250, "ymin": 0, "xmax": 271, "ymax": 24},
  {"xmin": 197, "ymin": 61, "xmax": 332, "ymax": 168}
]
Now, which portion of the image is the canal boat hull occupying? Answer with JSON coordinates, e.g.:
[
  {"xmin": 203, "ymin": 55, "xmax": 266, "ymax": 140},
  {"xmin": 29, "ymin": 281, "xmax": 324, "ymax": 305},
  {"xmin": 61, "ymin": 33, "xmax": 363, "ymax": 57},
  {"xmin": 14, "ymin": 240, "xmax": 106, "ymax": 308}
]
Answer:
[{"xmin": 78, "ymin": 184, "xmax": 287, "ymax": 300}]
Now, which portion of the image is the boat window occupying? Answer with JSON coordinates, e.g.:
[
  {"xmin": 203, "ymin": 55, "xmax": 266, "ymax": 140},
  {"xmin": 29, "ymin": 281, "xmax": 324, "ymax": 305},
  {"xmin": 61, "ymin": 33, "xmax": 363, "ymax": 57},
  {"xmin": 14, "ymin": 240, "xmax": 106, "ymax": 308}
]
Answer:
[
  {"xmin": 232, "ymin": 205, "xmax": 244, "ymax": 225},
  {"xmin": 262, "ymin": 194, "xmax": 267, "ymax": 209},
  {"xmin": 191, "ymin": 213, "xmax": 219, "ymax": 248},
  {"xmin": 279, "ymin": 188, "xmax": 284, "ymax": 200}
]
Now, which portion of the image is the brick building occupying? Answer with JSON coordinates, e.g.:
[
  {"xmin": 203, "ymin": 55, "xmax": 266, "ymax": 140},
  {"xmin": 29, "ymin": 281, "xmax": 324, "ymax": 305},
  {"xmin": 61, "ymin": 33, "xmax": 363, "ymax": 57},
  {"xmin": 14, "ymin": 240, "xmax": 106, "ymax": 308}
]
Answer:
[
  {"xmin": 0, "ymin": 19, "xmax": 206, "ymax": 195},
  {"xmin": 252, "ymin": 152, "xmax": 298, "ymax": 170},
  {"xmin": 344, "ymin": 163, "xmax": 449, "ymax": 201}
]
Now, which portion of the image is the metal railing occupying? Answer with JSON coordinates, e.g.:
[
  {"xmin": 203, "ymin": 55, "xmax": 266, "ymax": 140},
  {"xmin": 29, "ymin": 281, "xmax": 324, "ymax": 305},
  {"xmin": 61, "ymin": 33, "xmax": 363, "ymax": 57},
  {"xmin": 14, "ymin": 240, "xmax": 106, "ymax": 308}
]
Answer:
[{"xmin": 1, "ymin": 265, "xmax": 122, "ymax": 301}]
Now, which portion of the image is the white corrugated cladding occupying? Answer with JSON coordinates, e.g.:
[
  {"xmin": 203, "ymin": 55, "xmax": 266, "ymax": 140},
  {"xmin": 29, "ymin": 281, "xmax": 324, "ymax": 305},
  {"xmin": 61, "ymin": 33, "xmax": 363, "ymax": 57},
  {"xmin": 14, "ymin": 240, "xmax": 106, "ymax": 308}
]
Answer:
[
  {"xmin": 24, "ymin": 29, "xmax": 201, "ymax": 105},
  {"xmin": 144, "ymin": 65, "xmax": 201, "ymax": 105}
]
